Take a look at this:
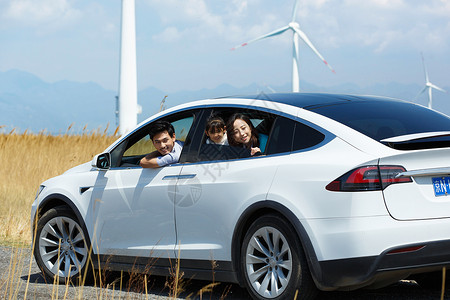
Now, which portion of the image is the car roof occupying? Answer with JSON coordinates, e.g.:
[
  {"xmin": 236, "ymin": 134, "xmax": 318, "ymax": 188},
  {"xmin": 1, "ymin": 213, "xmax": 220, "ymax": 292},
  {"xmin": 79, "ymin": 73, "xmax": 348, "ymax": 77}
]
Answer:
[{"xmin": 218, "ymin": 93, "xmax": 403, "ymax": 110}]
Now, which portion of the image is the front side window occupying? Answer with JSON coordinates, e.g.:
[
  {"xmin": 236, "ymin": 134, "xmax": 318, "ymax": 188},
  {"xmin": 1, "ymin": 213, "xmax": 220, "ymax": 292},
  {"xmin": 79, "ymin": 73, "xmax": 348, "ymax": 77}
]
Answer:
[
  {"xmin": 123, "ymin": 134, "xmax": 154, "ymax": 158},
  {"xmin": 110, "ymin": 112, "xmax": 195, "ymax": 167}
]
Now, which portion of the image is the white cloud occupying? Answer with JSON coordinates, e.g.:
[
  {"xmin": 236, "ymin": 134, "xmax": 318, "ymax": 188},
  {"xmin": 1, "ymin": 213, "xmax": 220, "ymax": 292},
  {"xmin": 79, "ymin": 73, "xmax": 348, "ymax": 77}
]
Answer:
[
  {"xmin": 153, "ymin": 26, "xmax": 181, "ymax": 43},
  {"xmin": 293, "ymin": 0, "xmax": 450, "ymax": 54},
  {"xmin": 144, "ymin": 0, "xmax": 226, "ymax": 41},
  {"xmin": 145, "ymin": 0, "xmax": 265, "ymax": 46},
  {"xmin": 230, "ymin": 0, "xmax": 249, "ymax": 16},
  {"xmin": 364, "ymin": 0, "xmax": 404, "ymax": 8},
  {"xmin": 134, "ymin": 0, "xmax": 450, "ymax": 56},
  {"xmin": 2, "ymin": 0, "xmax": 80, "ymax": 24}
]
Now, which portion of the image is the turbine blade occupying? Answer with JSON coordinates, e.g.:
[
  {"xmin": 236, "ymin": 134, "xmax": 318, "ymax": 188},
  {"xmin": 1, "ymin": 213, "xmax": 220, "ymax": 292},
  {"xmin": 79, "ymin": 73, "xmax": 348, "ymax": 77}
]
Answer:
[
  {"xmin": 429, "ymin": 83, "xmax": 447, "ymax": 93},
  {"xmin": 292, "ymin": 26, "xmax": 336, "ymax": 73},
  {"xmin": 421, "ymin": 52, "xmax": 429, "ymax": 83},
  {"xmin": 231, "ymin": 26, "xmax": 290, "ymax": 50},
  {"xmin": 292, "ymin": 32, "xmax": 300, "ymax": 92},
  {"xmin": 263, "ymin": 83, "xmax": 277, "ymax": 93},
  {"xmin": 415, "ymin": 86, "xmax": 428, "ymax": 100},
  {"xmin": 428, "ymin": 87, "xmax": 432, "ymax": 109},
  {"xmin": 291, "ymin": 0, "xmax": 300, "ymax": 22}
]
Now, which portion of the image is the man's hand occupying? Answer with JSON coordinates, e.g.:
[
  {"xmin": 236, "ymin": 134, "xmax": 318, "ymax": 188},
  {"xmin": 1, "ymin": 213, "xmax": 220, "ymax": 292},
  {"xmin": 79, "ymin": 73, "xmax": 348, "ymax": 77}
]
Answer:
[{"xmin": 139, "ymin": 151, "xmax": 161, "ymax": 168}]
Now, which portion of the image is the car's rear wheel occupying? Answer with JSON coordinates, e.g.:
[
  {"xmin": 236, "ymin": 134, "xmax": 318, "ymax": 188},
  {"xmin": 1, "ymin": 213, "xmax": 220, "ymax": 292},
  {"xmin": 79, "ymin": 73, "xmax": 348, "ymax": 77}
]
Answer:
[
  {"xmin": 33, "ymin": 206, "xmax": 91, "ymax": 284},
  {"xmin": 241, "ymin": 214, "xmax": 317, "ymax": 300}
]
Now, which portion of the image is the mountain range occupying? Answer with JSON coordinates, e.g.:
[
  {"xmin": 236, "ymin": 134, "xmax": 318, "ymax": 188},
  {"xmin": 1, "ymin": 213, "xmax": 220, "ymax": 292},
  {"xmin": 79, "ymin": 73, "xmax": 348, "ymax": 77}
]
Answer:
[{"xmin": 0, "ymin": 69, "xmax": 448, "ymax": 134}]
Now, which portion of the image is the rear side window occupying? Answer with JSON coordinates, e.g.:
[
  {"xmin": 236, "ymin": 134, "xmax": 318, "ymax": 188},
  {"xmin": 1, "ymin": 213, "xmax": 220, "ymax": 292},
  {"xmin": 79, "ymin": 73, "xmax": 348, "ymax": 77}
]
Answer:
[
  {"xmin": 196, "ymin": 108, "xmax": 276, "ymax": 162},
  {"xmin": 266, "ymin": 117, "xmax": 295, "ymax": 155},
  {"xmin": 292, "ymin": 122, "xmax": 325, "ymax": 151},
  {"xmin": 265, "ymin": 116, "xmax": 325, "ymax": 154}
]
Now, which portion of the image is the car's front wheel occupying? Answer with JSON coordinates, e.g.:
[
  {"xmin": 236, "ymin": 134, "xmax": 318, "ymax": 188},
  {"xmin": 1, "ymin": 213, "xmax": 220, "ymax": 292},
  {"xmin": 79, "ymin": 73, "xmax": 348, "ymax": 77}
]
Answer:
[
  {"xmin": 33, "ymin": 206, "xmax": 91, "ymax": 284},
  {"xmin": 241, "ymin": 214, "xmax": 317, "ymax": 300}
]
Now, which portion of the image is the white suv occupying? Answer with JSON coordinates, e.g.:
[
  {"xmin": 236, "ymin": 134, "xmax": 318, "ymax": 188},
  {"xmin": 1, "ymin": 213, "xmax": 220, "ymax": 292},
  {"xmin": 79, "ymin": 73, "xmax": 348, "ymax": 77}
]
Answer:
[{"xmin": 32, "ymin": 93, "xmax": 450, "ymax": 299}]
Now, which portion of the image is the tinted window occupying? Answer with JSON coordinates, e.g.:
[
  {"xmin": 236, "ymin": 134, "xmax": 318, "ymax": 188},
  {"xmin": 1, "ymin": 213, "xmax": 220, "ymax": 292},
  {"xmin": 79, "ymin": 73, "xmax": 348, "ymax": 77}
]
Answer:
[
  {"xmin": 308, "ymin": 100, "xmax": 450, "ymax": 140},
  {"xmin": 266, "ymin": 117, "xmax": 295, "ymax": 155},
  {"xmin": 198, "ymin": 144, "xmax": 251, "ymax": 161},
  {"xmin": 293, "ymin": 122, "xmax": 325, "ymax": 151},
  {"xmin": 307, "ymin": 100, "xmax": 450, "ymax": 150}
]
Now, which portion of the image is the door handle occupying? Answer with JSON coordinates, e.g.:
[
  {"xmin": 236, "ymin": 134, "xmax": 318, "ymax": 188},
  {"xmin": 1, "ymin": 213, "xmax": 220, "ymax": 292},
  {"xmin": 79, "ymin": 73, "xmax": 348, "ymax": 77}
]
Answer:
[{"xmin": 162, "ymin": 174, "xmax": 196, "ymax": 180}]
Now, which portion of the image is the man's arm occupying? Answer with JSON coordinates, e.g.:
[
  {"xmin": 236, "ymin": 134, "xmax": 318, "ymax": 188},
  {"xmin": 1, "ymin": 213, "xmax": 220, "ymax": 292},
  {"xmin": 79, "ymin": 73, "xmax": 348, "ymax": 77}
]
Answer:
[{"xmin": 139, "ymin": 151, "xmax": 161, "ymax": 168}]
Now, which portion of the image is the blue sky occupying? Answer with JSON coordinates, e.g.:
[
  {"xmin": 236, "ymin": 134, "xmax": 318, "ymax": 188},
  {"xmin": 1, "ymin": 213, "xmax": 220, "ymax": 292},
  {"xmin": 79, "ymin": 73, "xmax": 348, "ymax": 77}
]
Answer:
[{"xmin": 0, "ymin": 0, "xmax": 449, "ymax": 93}]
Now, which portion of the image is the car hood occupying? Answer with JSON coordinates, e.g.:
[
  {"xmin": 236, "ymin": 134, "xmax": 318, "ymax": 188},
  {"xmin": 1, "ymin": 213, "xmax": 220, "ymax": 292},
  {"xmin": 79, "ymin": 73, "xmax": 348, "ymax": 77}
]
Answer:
[{"xmin": 63, "ymin": 161, "xmax": 92, "ymax": 175}]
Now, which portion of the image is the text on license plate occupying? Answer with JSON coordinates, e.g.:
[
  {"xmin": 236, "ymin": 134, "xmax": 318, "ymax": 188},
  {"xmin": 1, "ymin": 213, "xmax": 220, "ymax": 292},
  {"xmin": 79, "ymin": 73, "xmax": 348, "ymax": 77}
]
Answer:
[{"xmin": 433, "ymin": 177, "xmax": 450, "ymax": 197}]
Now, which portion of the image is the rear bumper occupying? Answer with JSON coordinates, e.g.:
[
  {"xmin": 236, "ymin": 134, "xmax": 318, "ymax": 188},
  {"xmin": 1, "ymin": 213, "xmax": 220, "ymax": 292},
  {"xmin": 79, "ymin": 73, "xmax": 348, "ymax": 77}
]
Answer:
[{"xmin": 317, "ymin": 239, "xmax": 450, "ymax": 291}]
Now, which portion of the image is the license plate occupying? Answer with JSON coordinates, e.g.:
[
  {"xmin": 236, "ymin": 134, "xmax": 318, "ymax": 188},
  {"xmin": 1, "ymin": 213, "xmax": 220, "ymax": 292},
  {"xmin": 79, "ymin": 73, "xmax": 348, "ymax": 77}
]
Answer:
[{"xmin": 432, "ymin": 177, "xmax": 450, "ymax": 196}]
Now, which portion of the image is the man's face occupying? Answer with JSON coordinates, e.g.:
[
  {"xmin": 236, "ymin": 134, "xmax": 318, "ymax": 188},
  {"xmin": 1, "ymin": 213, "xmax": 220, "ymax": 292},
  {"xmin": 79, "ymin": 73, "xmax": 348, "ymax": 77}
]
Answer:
[{"xmin": 152, "ymin": 131, "xmax": 176, "ymax": 155}]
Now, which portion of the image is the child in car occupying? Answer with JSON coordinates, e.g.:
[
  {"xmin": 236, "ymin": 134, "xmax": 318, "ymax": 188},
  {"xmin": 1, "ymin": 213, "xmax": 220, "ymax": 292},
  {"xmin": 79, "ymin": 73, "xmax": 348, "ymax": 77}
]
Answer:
[{"xmin": 205, "ymin": 116, "xmax": 229, "ymax": 145}]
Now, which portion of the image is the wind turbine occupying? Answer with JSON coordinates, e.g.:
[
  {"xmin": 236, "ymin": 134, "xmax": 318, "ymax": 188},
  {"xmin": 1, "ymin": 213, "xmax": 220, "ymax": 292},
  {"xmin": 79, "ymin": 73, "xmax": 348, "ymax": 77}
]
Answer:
[
  {"xmin": 231, "ymin": 0, "xmax": 335, "ymax": 92},
  {"xmin": 118, "ymin": 0, "xmax": 138, "ymax": 135},
  {"xmin": 416, "ymin": 53, "xmax": 446, "ymax": 109}
]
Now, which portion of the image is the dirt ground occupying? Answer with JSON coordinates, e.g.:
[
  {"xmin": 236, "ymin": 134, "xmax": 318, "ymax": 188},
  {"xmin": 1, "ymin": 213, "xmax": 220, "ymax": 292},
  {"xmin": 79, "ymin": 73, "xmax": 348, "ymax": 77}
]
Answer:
[{"xmin": 0, "ymin": 245, "xmax": 448, "ymax": 299}]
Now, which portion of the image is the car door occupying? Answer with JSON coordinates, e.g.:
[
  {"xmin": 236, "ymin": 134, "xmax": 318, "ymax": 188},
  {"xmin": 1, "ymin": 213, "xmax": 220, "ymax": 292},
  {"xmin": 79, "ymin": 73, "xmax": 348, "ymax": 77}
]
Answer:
[
  {"xmin": 91, "ymin": 111, "xmax": 198, "ymax": 259},
  {"xmin": 173, "ymin": 108, "xmax": 280, "ymax": 263}
]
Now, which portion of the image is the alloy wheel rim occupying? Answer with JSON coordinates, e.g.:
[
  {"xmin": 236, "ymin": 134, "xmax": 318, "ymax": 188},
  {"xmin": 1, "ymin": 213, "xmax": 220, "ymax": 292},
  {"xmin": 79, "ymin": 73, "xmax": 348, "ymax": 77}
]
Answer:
[
  {"xmin": 245, "ymin": 226, "xmax": 293, "ymax": 298},
  {"xmin": 38, "ymin": 216, "xmax": 88, "ymax": 278}
]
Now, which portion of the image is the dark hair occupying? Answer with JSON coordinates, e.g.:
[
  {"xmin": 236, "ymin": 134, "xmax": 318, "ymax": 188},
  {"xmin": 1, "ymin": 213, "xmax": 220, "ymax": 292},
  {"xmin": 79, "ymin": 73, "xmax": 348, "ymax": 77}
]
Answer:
[
  {"xmin": 226, "ymin": 113, "xmax": 259, "ymax": 148},
  {"xmin": 149, "ymin": 121, "xmax": 175, "ymax": 141},
  {"xmin": 205, "ymin": 116, "xmax": 226, "ymax": 133}
]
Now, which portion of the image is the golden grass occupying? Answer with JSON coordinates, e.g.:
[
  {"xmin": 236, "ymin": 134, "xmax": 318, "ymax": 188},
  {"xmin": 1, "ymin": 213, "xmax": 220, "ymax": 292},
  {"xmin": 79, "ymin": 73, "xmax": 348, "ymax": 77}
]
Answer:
[
  {"xmin": 0, "ymin": 130, "xmax": 117, "ymax": 244},
  {"xmin": 0, "ymin": 129, "xmax": 231, "ymax": 299}
]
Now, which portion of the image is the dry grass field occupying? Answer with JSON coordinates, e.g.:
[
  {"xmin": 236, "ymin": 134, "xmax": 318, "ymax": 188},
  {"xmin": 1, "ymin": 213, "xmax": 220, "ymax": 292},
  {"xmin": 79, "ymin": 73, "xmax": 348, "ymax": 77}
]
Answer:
[
  {"xmin": 0, "ymin": 130, "xmax": 117, "ymax": 244},
  {"xmin": 0, "ymin": 130, "xmax": 229, "ymax": 299}
]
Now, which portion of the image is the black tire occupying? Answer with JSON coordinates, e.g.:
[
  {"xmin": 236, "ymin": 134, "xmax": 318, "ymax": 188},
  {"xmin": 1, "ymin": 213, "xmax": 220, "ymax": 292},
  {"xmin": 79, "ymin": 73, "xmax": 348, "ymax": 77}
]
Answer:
[
  {"xmin": 33, "ymin": 206, "xmax": 92, "ymax": 284},
  {"xmin": 240, "ymin": 214, "xmax": 317, "ymax": 300}
]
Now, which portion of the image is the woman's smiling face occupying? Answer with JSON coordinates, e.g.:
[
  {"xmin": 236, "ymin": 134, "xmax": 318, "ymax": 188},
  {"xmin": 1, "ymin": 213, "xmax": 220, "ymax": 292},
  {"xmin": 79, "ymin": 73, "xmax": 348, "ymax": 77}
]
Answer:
[{"xmin": 232, "ymin": 118, "xmax": 252, "ymax": 145}]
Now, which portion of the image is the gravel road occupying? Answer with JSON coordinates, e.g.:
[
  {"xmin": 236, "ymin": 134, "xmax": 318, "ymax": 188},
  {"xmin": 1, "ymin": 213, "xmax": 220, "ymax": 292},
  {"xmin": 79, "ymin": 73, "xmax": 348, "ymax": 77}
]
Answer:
[{"xmin": 0, "ymin": 245, "xmax": 448, "ymax": 299}]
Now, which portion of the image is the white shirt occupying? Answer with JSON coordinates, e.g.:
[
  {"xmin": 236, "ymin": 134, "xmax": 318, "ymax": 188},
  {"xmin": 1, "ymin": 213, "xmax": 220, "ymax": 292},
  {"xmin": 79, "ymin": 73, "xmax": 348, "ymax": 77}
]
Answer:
[
  {"xmin": 206, "ymin": 133, "xmax": 229, "ymax": 145},
  {"xmin": 156, "ymin": 140, "xmax": 184, "ymax": 167}
]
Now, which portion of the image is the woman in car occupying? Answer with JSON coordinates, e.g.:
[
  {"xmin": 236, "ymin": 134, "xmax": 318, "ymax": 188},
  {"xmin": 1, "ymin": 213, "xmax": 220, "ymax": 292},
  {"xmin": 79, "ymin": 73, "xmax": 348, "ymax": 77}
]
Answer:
[{"xmin": 226, "ymin": 113, "xmax": 267, "ymax": 156}]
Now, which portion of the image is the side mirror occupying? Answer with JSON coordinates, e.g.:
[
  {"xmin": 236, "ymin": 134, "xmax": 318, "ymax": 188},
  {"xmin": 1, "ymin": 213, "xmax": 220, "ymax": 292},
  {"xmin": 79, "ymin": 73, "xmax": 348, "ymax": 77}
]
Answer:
[{"xmin": 92, "ymin": 153, "xmax": 111, "ymax": 169}]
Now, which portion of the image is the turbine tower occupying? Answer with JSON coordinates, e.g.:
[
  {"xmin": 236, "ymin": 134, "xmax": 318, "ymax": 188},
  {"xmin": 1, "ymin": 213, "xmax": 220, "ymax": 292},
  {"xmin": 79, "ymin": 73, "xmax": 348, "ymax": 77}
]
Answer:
[
  {"xmin": 231, "ymin": 0, "xmax": 335, "ymax": 92},
  {"xmin": 118, "ymin": 0, "xmax": 138, "ymax": 135},
  {"xmin": 416, "ymin": 53, "xmax": 446, "ymax": 109}
]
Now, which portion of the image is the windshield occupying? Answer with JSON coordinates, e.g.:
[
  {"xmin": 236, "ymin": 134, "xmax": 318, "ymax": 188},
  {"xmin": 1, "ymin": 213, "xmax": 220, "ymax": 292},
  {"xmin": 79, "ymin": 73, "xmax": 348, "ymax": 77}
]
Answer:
[{"xmin": 307, "ymin": 99, "xmax": 450, "ymax": 150}]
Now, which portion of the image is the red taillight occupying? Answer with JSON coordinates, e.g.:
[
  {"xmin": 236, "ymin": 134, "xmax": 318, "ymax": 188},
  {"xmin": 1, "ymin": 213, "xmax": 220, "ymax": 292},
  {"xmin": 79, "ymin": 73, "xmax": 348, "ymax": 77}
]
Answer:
[
  {"xmin": 326, "ymin": 165, "xmax": 412, "ymax": 192},
  {"xmin": 379, "ymin": 166, "xmax": 413, "ymax": 188},
  {"xmin": 387, "ymin": 245, "xmax": 425, "ymax": 255}
]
